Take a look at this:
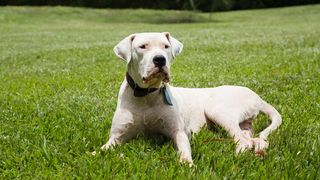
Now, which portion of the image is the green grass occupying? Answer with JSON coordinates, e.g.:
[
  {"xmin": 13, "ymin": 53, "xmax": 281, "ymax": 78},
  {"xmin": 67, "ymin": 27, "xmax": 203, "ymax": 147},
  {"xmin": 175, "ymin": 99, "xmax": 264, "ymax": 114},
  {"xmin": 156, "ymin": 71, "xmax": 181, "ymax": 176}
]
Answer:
[{"xmin": 0, "ymin": 5, "xmax": 320, "ymax": 179}]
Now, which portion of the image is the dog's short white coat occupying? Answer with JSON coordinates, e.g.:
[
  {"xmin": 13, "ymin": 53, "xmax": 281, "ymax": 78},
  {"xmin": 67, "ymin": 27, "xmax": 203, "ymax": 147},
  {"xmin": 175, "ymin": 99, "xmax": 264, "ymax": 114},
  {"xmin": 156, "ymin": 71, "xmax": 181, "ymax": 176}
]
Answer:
[{"xmin": 100, "ymin": 32, "xmax": 282, "ymax": 165}]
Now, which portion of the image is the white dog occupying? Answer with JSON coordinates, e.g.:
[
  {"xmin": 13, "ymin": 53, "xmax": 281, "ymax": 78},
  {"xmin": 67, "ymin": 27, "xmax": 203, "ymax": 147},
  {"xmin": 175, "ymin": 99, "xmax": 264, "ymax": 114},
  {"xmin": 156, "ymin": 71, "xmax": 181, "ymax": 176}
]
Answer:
[{"xmin": 100, "ymin": 32, "xmax": 282, "ymax": 165}]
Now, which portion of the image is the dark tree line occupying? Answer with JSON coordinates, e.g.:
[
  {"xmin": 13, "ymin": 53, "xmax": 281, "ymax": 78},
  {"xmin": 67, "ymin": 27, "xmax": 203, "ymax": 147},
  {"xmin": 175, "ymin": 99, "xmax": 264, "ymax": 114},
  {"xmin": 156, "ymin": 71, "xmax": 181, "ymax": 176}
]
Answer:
[{"xmin": 1, "ymin": 0, "xmax": 319, "ymax": 12}]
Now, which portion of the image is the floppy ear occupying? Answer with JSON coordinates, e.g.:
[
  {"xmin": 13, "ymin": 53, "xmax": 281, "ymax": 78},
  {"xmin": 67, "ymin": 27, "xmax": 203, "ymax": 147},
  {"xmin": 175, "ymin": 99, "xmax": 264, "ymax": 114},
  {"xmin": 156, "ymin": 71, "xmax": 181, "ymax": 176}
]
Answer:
[
  {"xmin": 164, "ymin": 32, "xmax": 183, "ymax": 58},
  {"xmin": 113, "ymin": 34, "xmax": 136, "ymax": 62}
]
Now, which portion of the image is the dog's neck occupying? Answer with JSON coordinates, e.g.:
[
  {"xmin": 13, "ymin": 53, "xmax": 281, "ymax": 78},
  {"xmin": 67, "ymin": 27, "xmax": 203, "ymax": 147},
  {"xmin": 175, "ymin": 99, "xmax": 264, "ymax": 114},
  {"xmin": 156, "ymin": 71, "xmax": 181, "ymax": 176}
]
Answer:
[
  {"xmin": 126, "ymin": 72, "xmax": 159, "ymax": 97},
  {"xmin": 125, "ymin": 72, "xmax": 173, "ymax": 105}
]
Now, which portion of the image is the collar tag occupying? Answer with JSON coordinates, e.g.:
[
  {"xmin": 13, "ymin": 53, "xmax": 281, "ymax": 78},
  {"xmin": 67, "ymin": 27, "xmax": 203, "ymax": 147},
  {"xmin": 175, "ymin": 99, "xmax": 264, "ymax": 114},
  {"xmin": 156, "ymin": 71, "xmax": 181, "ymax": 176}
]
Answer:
[{"xmin": 161, "ymin": 86, "xmax": 173, "ymax": 106}]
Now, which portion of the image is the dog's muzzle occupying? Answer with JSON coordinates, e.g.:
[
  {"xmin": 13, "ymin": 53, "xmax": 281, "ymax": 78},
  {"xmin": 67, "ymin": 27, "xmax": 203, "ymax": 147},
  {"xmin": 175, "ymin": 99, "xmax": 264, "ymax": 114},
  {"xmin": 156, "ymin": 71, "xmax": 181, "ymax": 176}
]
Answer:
[
  {"xmin": 142, "ymin": 67, "xmax": 170, "ymax": 84},
  {"xmin": 142, "ymin": 55, "xmax": 170, "ymax": 84}
]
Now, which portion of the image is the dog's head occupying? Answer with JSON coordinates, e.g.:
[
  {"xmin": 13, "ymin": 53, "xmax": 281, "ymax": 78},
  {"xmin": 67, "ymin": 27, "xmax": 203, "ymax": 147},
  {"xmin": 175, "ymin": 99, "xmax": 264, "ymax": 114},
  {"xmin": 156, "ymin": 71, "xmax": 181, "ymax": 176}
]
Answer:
[{"xmin": 113, "ymin": 32, "xmax": 183, "ymax": 88}]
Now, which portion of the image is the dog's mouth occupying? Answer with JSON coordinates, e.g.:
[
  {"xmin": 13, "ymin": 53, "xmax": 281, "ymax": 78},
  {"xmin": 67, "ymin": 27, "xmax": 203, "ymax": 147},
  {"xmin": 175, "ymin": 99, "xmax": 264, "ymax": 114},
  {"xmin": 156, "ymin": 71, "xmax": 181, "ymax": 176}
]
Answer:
[{"xmin": 142, "ymin": 67, "xmax": 170, "ymax": 84}]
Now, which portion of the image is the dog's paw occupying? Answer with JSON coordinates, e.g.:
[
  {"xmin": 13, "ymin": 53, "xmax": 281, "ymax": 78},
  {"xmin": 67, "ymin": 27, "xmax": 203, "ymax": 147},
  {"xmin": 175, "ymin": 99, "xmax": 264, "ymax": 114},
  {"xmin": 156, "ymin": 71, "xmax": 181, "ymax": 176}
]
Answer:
[
  {"xmin": 100, "ymin": 144, "xmax": 112, "ymax": 151},
  {"xmin": 236, "ymin": 138, "xmax": 253, "ymax": 154},
  {"xmin": 101, "ymin": 139, "xmax": 117, "ymax": 151},
  {"xmin": 179, "ymin": 154, "xmax": 193, "ymax": 167},
  {"xmin": 253, "ymin": 138, "xmax": 269, "ymax": 156}
]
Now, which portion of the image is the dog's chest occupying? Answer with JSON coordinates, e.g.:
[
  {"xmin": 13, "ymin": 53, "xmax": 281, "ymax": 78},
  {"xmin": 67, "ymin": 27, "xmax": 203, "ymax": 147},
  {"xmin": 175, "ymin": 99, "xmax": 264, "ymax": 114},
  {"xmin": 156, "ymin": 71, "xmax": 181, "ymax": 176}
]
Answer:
[
  {"xmin": 127, "ymin": 102, "xmax": 178, "ymax": 133},
  {"xmin": 133, "ymin": 106, "xmax": 169, "ymax": 123}
]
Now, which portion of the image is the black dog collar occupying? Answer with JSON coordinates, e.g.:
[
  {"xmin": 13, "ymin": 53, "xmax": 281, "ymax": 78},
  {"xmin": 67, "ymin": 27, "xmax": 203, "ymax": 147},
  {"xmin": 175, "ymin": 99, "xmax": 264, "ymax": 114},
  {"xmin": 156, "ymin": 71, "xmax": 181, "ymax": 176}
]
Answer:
[
  {"xmin": 126, "ymin": 72, "xmax": 159, "ymax": 97},
  {"xmin": 126, "ymin": 72, "xmax": 173, "ymax": 106}
]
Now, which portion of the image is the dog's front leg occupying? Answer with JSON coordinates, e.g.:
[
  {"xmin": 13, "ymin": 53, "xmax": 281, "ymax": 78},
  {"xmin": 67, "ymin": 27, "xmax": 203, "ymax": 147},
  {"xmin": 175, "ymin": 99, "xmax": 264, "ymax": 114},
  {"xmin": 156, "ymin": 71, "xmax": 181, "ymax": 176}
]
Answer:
[
  {"xmin": 101, "ymin": 109, "xmax": 137, "ymax": 151},
  {"xmin": 173, "ymin": 131, "xmax": 193, "ymax": 166}
]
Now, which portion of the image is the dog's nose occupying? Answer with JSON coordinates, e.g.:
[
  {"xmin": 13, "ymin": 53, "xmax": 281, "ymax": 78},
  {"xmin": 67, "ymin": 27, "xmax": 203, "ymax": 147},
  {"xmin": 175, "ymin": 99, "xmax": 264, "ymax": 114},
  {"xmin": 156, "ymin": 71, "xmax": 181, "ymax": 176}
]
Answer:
[{"xmin": 153, "ymin": 55, "xmax": 166, "ymax": 67}]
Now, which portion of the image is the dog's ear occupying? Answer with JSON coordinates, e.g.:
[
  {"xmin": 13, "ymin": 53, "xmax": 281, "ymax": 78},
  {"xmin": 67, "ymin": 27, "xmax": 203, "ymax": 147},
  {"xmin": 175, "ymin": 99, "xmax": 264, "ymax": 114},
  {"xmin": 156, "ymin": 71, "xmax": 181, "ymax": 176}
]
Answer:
[
  {"xmin": 113, "ymin": 34, "xmax": 136, "ymax": 62},
  {"xmin": 164, "ymin": 32, "xmax": 183, "ymax": 58}
]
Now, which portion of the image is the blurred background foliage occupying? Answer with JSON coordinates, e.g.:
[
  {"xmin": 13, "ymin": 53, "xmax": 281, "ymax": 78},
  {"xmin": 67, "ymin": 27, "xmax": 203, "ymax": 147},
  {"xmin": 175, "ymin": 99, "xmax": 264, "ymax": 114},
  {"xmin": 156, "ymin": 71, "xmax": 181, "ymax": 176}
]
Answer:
[{"xmin": 1, "ymin": 0, "xmax": 319, "ymax": 12}]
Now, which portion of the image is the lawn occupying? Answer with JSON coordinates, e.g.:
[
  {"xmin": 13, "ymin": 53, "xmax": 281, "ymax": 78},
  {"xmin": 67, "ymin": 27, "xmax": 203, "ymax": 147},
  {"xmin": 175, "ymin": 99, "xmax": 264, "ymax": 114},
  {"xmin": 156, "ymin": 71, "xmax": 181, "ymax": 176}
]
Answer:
[{"xmin": 0, "ymin": 4, "xmax": 319, "ymax": 179}]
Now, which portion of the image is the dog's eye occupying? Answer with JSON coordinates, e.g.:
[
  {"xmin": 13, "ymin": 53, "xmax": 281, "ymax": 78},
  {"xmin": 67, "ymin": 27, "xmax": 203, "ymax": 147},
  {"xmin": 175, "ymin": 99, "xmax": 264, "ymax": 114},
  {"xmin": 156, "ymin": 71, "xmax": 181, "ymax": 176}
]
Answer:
[
  {"xmin": 164, "ymin": 45, "xmax": 170, "ymax": 49},
  {"xmin": 139, "ymin": 45, "xmax": 146, "ymax": 49}
]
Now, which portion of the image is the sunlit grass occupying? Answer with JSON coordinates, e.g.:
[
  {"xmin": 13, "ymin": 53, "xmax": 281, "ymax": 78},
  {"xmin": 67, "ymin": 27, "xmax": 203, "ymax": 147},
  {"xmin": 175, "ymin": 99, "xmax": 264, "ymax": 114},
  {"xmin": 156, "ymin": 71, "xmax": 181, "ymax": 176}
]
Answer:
[{"xmin": 0, "ymin": 4, "xmax": 319, "ymax": 178}]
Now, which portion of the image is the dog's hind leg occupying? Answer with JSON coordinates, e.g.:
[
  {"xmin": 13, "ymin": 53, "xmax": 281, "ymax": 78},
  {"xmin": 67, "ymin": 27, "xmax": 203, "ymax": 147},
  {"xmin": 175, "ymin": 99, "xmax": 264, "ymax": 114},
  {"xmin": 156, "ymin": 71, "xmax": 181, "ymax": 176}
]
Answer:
[
  {"xmin": 205, "ymin": 111, "xmax": 253, "ymax": 153},
  {"xmin": 239, "ymin": 119, "xmax": 268, "ymax": 155}
]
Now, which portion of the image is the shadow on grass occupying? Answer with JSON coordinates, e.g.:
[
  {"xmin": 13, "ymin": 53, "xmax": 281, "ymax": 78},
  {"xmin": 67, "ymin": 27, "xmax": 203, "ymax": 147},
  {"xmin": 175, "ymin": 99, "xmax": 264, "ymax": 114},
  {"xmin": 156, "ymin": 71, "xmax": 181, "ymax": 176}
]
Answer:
[
  {"xmin": 0, "ymin": 6, "xmax": 219, "ymax": 24},
  {"xmin": 138, "ymin": 12, "xmax": 217, "ymax": 24},
  {"xmin": 104, "ymin": 10, "xmax": 218, "ymax": 24}
]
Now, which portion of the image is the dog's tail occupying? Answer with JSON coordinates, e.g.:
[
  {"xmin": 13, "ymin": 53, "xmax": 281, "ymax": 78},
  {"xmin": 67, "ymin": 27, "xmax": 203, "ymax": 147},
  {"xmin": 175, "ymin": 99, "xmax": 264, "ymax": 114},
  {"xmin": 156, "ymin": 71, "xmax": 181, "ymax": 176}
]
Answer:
[{"xmin": 259, "ymin": 100, "xmax": 282, "ymax": 140}]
